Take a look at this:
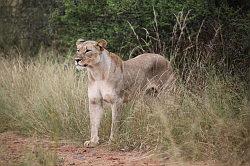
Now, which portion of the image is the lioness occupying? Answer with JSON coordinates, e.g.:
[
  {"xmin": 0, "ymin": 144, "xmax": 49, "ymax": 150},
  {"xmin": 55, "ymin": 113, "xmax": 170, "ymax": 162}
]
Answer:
[{"xmin": 75, "ymin": 39, "xmax": 175, "ymax": 147}]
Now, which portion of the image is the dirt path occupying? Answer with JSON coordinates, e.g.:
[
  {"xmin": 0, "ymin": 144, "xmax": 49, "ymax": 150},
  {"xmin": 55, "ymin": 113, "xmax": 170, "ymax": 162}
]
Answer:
[{"xmin": 0, "ymin": 132, "xmax": 218, "ymax": 166}]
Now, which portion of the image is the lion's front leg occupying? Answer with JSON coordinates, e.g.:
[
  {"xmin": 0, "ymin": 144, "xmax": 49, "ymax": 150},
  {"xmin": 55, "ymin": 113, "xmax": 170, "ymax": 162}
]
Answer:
[
  {"xmin": 110, "ymin": 98, "xmax": 123, "ymax": 142},
  {"xmin": 84, "ymin": 99, "xmax": 103, "ymax": 148}
]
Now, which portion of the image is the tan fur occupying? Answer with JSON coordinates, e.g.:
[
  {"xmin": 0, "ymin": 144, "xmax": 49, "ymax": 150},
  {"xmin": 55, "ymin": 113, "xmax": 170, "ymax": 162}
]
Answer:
[
  {"xmin": 109, "ymin": 53, "xmax": 123, "ymax": 72},
  {"xmin": 75, "ymin": 39, "xmax": 175, "ymax": 147}
]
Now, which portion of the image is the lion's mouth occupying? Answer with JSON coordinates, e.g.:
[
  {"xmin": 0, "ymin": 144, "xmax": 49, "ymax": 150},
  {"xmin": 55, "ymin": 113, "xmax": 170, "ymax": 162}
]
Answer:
[{"xmin": 75, "ymin": 64, "xmax": 88, "ymax": 69}]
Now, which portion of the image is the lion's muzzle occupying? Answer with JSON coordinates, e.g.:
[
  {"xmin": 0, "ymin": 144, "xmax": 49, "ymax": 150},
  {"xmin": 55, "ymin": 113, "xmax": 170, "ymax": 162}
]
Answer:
[{"xmin": 75, "ymin": 58, "xmax": 88, "ymax": 68}]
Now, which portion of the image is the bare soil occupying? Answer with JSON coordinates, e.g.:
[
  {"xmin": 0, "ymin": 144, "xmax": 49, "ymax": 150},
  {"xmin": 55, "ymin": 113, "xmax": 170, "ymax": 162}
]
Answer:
[{"xmin": 0, "ymin": 132, "xmax": 219, "ymax": 166}]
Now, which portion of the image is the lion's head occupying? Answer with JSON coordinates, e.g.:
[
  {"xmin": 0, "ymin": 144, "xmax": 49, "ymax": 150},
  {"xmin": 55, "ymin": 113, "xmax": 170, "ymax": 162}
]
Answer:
[{"xmin": 75, "ymin": 39, "xmax": 107, "ymax": 70}]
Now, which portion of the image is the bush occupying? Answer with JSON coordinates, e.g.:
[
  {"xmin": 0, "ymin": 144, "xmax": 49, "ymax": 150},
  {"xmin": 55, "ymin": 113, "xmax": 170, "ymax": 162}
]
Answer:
[
  {"xmin": 1, "ymin": 0, "xmax": 249, "ymax": 77},
  {"xmin": 50, "ymin": 0, "xmax": 208, "ymax": 54},
  {"xmin": 49, "ymin": 0, "xmax": 249, "ymax": 78}
]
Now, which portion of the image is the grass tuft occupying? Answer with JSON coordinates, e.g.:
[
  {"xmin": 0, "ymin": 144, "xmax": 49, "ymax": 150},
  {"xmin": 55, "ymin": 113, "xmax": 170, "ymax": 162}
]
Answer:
[{"xmin": 0, "ymin": 56, "xmax": 248, "ymax": 164}]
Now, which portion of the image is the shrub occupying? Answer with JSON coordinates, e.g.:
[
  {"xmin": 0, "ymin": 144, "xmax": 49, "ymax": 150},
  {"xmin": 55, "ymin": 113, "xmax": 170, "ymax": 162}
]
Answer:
[{"xmin": 49, "ymin": 0, "xmax": 249, "ymax": 78}]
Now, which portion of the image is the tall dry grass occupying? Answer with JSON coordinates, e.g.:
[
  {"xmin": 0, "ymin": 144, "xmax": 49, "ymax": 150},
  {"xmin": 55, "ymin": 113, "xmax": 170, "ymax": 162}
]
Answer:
[
  {"xmin": 0, "ymin": 55, "xmax": 89, "ymax": 140},
  {"xmin": 0, "ymin": 51, "xmax": 248, "ymax": 164}
]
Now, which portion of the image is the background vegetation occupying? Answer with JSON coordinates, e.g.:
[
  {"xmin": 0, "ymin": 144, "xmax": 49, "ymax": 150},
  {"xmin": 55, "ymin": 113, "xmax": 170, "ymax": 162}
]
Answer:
[
  {"xmin": 0, "ymin": 52, "xmax": 248, "ymax": 164},
  {"xmin": 1, "ymin": 0, "xmax": 249, "ymax": 77},
  {"xmin": 0, "ymin": 0, "xmax": 249, "ymax": 165}
]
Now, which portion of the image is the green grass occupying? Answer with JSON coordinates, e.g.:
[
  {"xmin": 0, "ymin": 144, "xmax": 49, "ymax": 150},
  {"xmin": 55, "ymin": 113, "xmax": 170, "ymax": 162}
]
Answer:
[{"xmin": 0, "ymin": 55, "xmax": 248, "ymax": 164}]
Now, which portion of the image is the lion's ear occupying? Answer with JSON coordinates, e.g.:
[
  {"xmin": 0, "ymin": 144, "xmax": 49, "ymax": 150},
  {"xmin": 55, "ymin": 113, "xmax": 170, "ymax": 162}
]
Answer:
[
  {"xmin": 96, "ymin": 39, "xmax": 107, "ymax": 50},
  {"xmin": 76, "ymin": 38, "xmax": 85, "ymax": 45}
]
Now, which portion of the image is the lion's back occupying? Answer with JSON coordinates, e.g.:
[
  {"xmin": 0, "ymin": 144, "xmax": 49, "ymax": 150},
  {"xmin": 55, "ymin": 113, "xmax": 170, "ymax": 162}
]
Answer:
[{"xmin": 123, "ymin": 53, "xmax": 175, "ymax": 91}]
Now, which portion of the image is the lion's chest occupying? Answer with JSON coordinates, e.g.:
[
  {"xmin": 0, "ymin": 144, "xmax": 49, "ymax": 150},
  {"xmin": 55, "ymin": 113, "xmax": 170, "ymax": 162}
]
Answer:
[{"xmin": 88, "ymin": 81, "xmax": 117, "ymax": 103}]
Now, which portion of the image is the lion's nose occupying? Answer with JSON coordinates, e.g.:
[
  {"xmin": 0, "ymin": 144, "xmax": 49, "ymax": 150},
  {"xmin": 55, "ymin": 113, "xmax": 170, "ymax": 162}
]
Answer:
[{"xmin": 75, "ymin": 58, "xmax": 81, "ymax": 63}]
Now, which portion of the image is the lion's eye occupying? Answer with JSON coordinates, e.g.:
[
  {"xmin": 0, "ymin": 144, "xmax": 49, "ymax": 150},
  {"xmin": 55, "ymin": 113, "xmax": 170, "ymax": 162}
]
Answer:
[
  {"xmin": 85, "ymin": 49, "xmax": 91, "ymax": 53},
  {"xmin": 77, "ymin": 49, "xmax": 80, "ymax": 52}
]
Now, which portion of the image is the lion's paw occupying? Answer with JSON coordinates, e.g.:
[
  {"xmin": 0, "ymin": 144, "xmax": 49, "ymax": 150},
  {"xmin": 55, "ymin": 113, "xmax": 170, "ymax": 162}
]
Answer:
[{"xmin": 84, "ymin": 140, "xmax": 99, "ymax": 148}]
